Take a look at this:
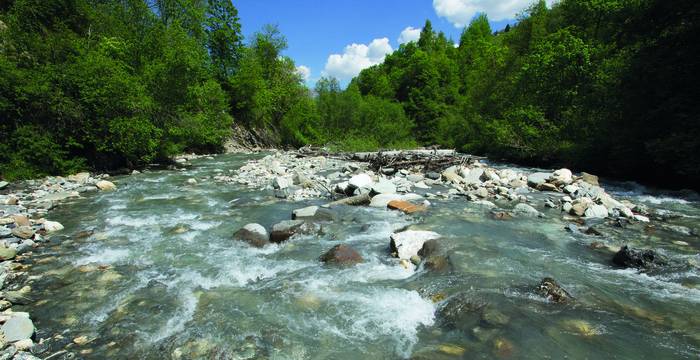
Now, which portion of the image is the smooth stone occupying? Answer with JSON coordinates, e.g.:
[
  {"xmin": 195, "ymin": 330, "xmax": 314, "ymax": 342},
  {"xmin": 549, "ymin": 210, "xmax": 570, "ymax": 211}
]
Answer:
[
  {"xmin": 390, "ymin": 230, "xmax": 441, "ymax": 259},
  {"xmin": 612, "ymin": 245, "xmax": 666, "ymax": 269},
  {"xmin": 272, "ymin": 176, "xmax": 292, "ymax": 190},
  {"xmin": 425, "ymin": 172, "xmax": 441, "ymax": 180},
  {"xmin": 11, "ymin": 226, "xmax": 34, "ymax": 239},
  {"xmin": 581, "ymin": 172, "xmax": 599, "ymax": 186},
  {"xmin": 67, "ymin": 172, "xmax": 90, "ymax": 184},
  {"xmin": 185, "ymin": 178, "xmax": 197, "ymax": 185},
  {"xmin": 233, "ymin": 223, "xmax": 269, "ymax": 248},
  {"xmin": 0, "ymin": 315, "xmax": 35, "ymax": 342},
  {"xmin": 96, "ymin": 180, "xmax": 116, "ymax": 191},
  {"xmin": 369, "ymin": 193, "xmax": 404, "ymax": 208},
  {"xmin": 513, "ymin": 203, "xmax": 540, "ymax": 217},
  {"xmin": 43, "ymin": 220, "xmax": 64, "ymax": 233},
  {"xmin": 319, "ymin": 244, "xmax": 363, "ymax": 266},
  {"xmin": 0, "ymin": 181, "xmax": 8, "ymax": 189},
  {"xmin": 549, "ymin": 168, "xmax": 573, "ymax": 184},
  {"xmin": 0, "ymin": 247, "xmax": 16, "ymax": 260}
]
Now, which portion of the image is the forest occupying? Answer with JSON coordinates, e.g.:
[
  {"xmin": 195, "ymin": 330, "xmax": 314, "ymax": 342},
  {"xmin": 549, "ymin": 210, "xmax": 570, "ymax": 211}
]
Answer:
[{"xmin": 0, "ymin": 0, "xmax": 698, "ymax": 189}]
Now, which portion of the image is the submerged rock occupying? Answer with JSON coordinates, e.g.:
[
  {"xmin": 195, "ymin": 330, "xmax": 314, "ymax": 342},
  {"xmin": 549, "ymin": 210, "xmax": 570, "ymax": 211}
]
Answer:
[
  {"xmin": 612, "ymin": 245, "xmax": 666, "ymax": 269},
  {"xmin": 390, "ymin": 230, "xmax": 441, "ymax": 259},
  {"xmin": 319, "ymin": 244, "xmax": 363, "ymax": 266},
  {"xmin": 513, "ymin": 203, "xmax": 540, "ymax": 218},
  {"xmin": 233, "ymin": 223, "xmax": 269, "ymax": 248},
  {"xmin": 536, "ymin": 277, "xmax": 573, "ymax": 303},
  {"xmin": 437, "ymin": 292, "xmax": 486, "ymax": 330}
]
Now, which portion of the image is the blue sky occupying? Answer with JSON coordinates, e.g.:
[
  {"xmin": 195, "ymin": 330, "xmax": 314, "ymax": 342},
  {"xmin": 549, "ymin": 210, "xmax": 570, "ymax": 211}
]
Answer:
[{"xmin": 234, "ymin": 0, "xmax": 538, "ymax": 86}]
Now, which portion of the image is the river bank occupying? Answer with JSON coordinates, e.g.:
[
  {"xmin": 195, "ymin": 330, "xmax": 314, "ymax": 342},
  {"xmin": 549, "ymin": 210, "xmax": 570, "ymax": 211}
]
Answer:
[{"xmin": 1, "ymin": 149, "xmax": 698, "ymax": 359}]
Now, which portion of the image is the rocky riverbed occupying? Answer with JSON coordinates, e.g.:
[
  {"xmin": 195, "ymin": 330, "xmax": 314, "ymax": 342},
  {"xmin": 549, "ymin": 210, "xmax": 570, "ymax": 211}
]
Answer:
[{"xmin": 1, "ymin": 150, "xmax": 698, "ymax": 359}]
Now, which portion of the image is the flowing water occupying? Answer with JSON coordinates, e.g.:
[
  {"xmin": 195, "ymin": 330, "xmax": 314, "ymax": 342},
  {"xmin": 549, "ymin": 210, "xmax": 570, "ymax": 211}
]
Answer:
[{"xmin": 22, "ymin": 154, "xmax": 700, "ymax": 359}]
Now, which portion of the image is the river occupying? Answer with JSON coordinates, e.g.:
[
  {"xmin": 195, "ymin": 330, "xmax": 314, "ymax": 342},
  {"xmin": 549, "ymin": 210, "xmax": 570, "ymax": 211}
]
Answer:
[{"xmin": 22, "ymin": 153, "xmax": 700, "ymax": 359}]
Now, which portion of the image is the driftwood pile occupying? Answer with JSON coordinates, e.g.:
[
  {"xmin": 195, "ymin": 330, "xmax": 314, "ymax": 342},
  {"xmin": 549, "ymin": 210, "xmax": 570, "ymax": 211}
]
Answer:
[
  {"xmin": 353, "ymin": 149, "xmax": 475, "ymax": 174},
  {"xmin": 296, "ymin": 146, "xmax": 480, "ymax": 174}
]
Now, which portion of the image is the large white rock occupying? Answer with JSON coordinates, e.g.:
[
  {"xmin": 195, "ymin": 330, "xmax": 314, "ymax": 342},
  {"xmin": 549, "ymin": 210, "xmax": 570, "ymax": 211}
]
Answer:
[
  {"xmin": 96, "ymin": 180, "xmax": 116, "ymax": 191},
  {"xmin": 0, "ymin": 314, "xmax": 34, "ymax": 342},
  {"xmin": 390, "ymin": 230, "xmax": 441, "ymax": 259},
  {"xmin": 460, "ymin": 168, "xmax": 484, "ymax": 184},
  {"xmin": 550, "ymin": 169, "xmax": 573, "ymax": 184},
  {"xmin": 43, "ymin": 220, "xmax": 64, "ymax": 233},
  {"xmin": 371, "ymin": 179, "xmax": 396, "ymax": 195},
  {"xmin": 348, "ymin": 173, "xmax": 373, "ymax": 190},
  {"xmin": 272, "ymin": 176, "xmax": 292, "ymax": 190},
  {"xmin": 369, "ymin": 194, "xmax": 404, "ymax": 208},
  {"xmin": 527, "ymin": 172, "xmax": 551, "ymax": 187},
  {"xmin": 585, "ymin": 204, "xmax": 609, "ymax": 218}
]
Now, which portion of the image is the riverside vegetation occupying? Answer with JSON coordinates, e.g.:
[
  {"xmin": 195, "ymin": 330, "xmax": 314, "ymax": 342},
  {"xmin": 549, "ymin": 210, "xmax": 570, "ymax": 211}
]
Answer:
[{"xmin": 1, "ymin": 0, "xmax": 699, "ymax": 189}]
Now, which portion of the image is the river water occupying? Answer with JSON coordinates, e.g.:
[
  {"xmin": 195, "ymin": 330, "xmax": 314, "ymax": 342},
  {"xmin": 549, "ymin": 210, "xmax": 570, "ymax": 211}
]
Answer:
[{"xmin": 23, "ymin": 154, "xmax": 700, "ymax": 359}]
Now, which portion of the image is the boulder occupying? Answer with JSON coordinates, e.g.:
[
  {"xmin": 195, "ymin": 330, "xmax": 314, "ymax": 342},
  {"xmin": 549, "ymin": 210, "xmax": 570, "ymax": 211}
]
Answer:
[
  {"xmin": 387, "ymin": 200, "xmax": 426, "ymax": 214},
  {"xmin": 460, "ymin": 168, "xmax": 484, "ymax": 184},
  {"xmin": 185, "ymin": 178, "xmax": 197, "ymax": 185},
  {"xmin": 581, "ymin": 172, "xmax": 599, "ymax": 186},
  {"xmin": 370, "ymin": 180, "xmax": 396, "ymax": 195},
  {"xmin": 67, "ymin": 172, "xmax": 90, "ymax": 184},
  {"xmin": 536, "ymin": 277, "xmax": 573, "ymax": 303},
  {"xmin": 390, "ymin": 230, "xmax": 441, "ymax": 259},
  {"xmin": 441, "ymin": 168, "xmax": 464, "ymax": 184},
  {"xmin": 424, "ymin": 255, "xmax": 450, "ymax": 272},
  {"xmin": 549, "ymin": 168, "xmax": 573, "ymax": 184},
  {"xmin": 513, "ymin": 203, "xmax": 540, "ymax": 218},
  {"xmin": 39, "ymin": 191, "xmax": 79, "ymax": 202},
  {"xmin": 369, "ymin": 193, "xmax": 404, "ymax": 208},
  {"xmin": 0, "ymin": 246, "xmax": 16, "ymax": 260},
  {"xmin": 319, "ymin": 244, "xmax": 363, "ymax": 266},
  {"xmin": 570, "ymin": 197, "xmax": 593, "ymax": 216},
  {"xmin": 0, "ymin": 314, "xmax": 35, "ymax": 342},
  {"xmin": 96, "ymin": 180, "xmax": 116, "ymax": 191},
  {"xmin": 612, "ymin": 245, "xmax": 666, "ymax": 269},
  {"xmin": 11, "ymin": 226, "xmax": 34, "ymax": 239},
  {"xmin": 11, "ymin": 215, "xmax": 30, "ymax": 227},
  {"xmin": 272, "ymin": 176, "xmax": 292, "ymax": 190},
  {"xmin": 406, "ymin": 174, "xmax": 424, "ymax": 182},
  {"xmin": 233, "ymin": 223, "xmax": 269, "ymax": 248},
  {"xmin": 291, "ymin": 206, "xmax": 335, "ymax": 221},
  {"xmin": 43, "ymin": 220, "xmax": 64, "ymax": 233},
  {"xmin": 527, "ymin": 172, "xmax": 551, "ymax": 188},
  {"xmin": 348, "ymin": 173, "xmax": 373, "ymax": 190},
  {"xmin": 584, "ymin": 204, "xmax": 608, "ymax": 219},
  {"xmin": 0, "ymin": 181, "xmax": 8, "ymax": 190},
  {"xmin": 269, "ymin": 220, "xmax": 319, "ymax": 243}
]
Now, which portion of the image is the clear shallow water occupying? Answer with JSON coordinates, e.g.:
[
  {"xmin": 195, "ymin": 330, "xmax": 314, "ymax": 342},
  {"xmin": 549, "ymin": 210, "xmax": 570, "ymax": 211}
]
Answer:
[{"xmin": 24, "ymin": 154, "xmax": 700, "ymax": 359}]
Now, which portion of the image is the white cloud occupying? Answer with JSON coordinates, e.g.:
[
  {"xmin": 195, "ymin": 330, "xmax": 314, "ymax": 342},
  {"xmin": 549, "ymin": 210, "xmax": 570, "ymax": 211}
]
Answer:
[
  {"xmin": 398, "ymin": 26, "xmax": 422, "ymax": 44},
  {"xmin": 296, "ymin": 65, "xmax": 311, "ymax": 81},
  {"xmin": 322, "ymin": 38, "xmax": 393, "ymax": 81},
  {"xmin": 433, "ymin": 0, "xmax": 554, "ymax": 27}
]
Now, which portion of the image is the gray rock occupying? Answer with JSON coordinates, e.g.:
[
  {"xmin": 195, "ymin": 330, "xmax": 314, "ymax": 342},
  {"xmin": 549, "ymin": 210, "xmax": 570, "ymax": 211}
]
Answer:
[
  {"xmin": 291, "ymin": 206, "xmax": 335, "ymax": 221},
  {"xmin": 527, "ymin": 172, "xmax": 551, "ymax": 188},
  {"xmin": 39, "ymin": 191, "xmax": 79, "ymax": 202},
  {"xmin": 513, "ymin": 203, "xmax": 540, "ymax": 217},
  {"xmin": 270, "ymin": 220, "xmax": 319, "ymax": 243},
  {"xmin": 0, "ymin": 315, "xmax": 34, "ymax": 342},
  {"xmin": 461, "ymin": 168, "xmax": 484, "ymax": 184},
  {"xmin": 0, "ymin": 181, "xmax": 8, "ymax": 190},
  {"xmin": 319, "ymin": 244, "xmax": 363, "ymax": 266},
  {"xmin": 369, "ymin": 193, "xmax": 404, "ymax": 208},
  {"xmin": 272, "ymin": 176, "xmax": 292, "ymax": 190},
  {"xmin": 425, "ymin": 172, "xmax": 441, "ymax": 180},
  {"xmin": 233, "ymin": 223, "xmax": 269, "ymax": 248},
  {"xmin": 390, "ymin": 230, "xmax": 441, "ymax": 259},
  {"xmin": 406, "ymin": 174, "xmax": 424, "ymax": 183},
  {"xmin": 0, "ymin": 228, "xmax": 11, "ymax": 239}
]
